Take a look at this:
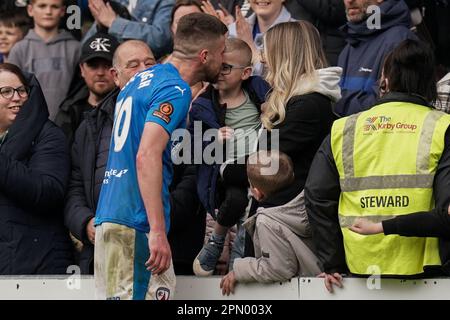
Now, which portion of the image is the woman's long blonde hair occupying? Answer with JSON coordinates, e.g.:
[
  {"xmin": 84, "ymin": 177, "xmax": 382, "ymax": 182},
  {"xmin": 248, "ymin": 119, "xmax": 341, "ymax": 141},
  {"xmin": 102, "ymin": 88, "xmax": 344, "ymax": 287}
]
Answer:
[{"xmin": 262, "ymin": 21, "xmax": 328, "ymax": 129}]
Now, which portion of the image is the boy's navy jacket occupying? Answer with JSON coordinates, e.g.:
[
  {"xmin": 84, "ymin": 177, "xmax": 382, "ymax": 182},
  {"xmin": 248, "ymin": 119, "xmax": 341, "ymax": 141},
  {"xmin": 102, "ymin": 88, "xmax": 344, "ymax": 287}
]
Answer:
[
  {"xmin": 334, "ymin": 0, "xmax": 417, "ymax": 116},
  {"xmin": 188, "ymin": 76, "xmax": 270, "ymax": 214}
]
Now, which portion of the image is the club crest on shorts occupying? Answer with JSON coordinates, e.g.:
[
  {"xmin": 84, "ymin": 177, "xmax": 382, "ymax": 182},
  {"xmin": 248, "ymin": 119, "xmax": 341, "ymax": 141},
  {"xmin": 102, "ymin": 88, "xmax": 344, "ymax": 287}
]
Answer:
[
  {"xmin": 152, "ymin": 102, "xmax": 174, "ymax": 124},
  {"xmin": 156, "ymin": 287, "xmax": 170, "ymax": 300}
]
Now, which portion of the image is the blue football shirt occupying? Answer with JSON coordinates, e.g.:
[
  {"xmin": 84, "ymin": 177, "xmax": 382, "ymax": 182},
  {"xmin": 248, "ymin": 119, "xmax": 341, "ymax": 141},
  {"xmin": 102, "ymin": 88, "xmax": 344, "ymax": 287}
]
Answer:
[{"xmin": 95, "ymin": 63, "xmax": 192, "ymax": 233}]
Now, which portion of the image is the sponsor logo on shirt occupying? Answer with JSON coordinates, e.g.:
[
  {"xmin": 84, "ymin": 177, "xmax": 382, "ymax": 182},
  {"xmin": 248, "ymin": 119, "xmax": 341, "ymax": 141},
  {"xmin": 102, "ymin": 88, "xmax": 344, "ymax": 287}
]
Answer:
[{"xmin": 103, "ymin": 168, "xmax": 129, "ymax": 184}]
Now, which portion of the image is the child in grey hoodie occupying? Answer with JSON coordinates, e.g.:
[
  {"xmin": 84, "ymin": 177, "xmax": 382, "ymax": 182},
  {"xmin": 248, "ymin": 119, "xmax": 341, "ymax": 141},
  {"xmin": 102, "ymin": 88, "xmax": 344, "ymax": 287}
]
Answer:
[
  {"xmin": 9, "ymin": 0, "xmax": 80, "ymax": 121},
  {"xmin": 220, "ymin": 150, "xmax": 321, "ymax": 296}
]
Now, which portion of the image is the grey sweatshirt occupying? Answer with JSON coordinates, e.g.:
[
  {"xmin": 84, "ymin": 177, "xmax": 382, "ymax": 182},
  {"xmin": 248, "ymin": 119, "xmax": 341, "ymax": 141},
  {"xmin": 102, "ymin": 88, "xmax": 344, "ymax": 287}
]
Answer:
[
  {"xmin": 9, "ymin": 30, "xmax": 80, "ymax": 121},
  {"xmin": 233, "ymin": 191, "xmax": 321, "ymax": 283}
]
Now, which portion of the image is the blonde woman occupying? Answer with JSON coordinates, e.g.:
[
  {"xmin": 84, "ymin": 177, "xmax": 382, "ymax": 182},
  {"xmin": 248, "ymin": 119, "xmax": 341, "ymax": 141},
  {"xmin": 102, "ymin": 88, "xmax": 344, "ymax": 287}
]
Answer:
[{"xmin": 260, "ymin": 21, "xmax": 342, "ymax": 206}]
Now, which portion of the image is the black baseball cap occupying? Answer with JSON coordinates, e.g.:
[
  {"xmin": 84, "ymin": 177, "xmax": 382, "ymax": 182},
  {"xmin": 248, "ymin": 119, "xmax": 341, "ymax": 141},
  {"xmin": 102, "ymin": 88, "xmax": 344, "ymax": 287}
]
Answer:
[{"xmin": 80, "ymin": 33, "xmax": 120, "ymax": 64}]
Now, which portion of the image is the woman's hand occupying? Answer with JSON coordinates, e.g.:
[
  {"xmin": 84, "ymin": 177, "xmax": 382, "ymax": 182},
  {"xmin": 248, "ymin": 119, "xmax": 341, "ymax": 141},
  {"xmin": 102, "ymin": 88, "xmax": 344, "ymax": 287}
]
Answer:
[{"xmin": 349, "ymin": 218, "xmax": 384, "ymax": 235}]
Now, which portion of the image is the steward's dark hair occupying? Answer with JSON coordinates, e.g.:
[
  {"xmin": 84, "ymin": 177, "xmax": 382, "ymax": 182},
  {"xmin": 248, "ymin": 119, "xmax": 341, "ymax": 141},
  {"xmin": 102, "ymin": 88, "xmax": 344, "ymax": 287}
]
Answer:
[{"xmin": 383, "ymin": 39, "xmax": 437, "ymax": 103}]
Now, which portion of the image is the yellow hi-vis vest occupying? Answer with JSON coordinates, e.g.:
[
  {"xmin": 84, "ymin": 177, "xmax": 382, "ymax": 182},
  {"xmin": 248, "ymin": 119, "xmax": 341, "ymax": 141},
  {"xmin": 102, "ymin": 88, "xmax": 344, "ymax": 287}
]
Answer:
[{"xmin": 331, "ymin": 101, "xmax": 450, "ymax": 275}]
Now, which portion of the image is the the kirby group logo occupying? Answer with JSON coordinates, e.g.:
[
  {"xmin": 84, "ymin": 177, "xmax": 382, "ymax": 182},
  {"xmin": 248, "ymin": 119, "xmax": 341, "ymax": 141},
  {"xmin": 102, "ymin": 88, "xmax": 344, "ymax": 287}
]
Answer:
[
  {"xmin": 363, "ymin": 116, "xmax": 417, "ymax": 133},
  {"xmin": 364, "ymin": 116, "xmax": 380, "ymax": 131}
]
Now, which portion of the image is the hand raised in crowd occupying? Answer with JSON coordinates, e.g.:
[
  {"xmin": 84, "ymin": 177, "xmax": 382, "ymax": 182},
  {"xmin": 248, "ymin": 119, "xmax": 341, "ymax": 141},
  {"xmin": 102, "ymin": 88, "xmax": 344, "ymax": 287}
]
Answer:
[
  {"xmin": 86, "ymin": 217, "xmax": 96, "ymax": 244},
  {"xmin": 235, "ymin": 6, "xmax": 258, "ymax": 62},
  {"xmin": 145, "ymin": 230, "xmax": 172, "ymax": 275},
  {"xmin": 349, "ymin": 218, "xmax": 384, "ymax": 235},
  {"xmin": 318, "ymin": 272, "xmax": 343, "ymax": 293},
  {"xmin": 201, "ymin": 0, "xmax": 235, "ymax": 25},
  {"xmin": 220, "ymin": 271, "xmax": 237, "ymax": 296},
  {"xmin": 89, "ymin": 0, "xmax": 117, "ymax": 29},
  {"xmin": 218, "ymin": 126, "xmax": 234, "ymax": 143}
]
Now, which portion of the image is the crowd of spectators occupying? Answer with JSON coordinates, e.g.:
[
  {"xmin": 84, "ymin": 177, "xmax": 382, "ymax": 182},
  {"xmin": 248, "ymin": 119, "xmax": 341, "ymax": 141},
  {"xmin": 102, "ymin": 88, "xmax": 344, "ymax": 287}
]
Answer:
[{"xmin": 0, "ymin": 0, "xmax": 449, "ymax": 296}]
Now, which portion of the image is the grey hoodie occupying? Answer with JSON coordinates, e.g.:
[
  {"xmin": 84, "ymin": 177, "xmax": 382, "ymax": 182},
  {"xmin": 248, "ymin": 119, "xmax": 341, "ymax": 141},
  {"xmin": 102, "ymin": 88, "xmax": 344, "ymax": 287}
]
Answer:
[
  {"xmin": 233, "ymin": 191, "xmax": 321, "ymax": 283},
  {"xmin": 9, "ymin": 30, "xmax": 80, "ymax": 121},
  {"xmin": 297, "ymin": 66, "xmax": 342, "ymax": 103}
]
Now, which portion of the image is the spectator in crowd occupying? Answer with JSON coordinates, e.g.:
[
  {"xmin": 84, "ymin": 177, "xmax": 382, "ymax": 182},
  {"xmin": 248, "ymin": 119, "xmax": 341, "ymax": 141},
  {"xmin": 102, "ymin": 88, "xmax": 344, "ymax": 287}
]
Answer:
[
  {"xmin": 0, "ymin": 63, "xmax": 73, "ymax": 274},
  {"xmin": 285, "ymin": 0, "xmax": 347, "ymax": 66},
  {"xmin": 436, "ymin": 73, "xmax": 450, "ymax": 113},
  {"xmin": 202, "ymin": 0, "xmax": 245, "ymax": 22},
  {"xmin": 54, "ymin": 32, "xmax": 119, "ymax": 144},
  {"xmin": 199, "ymin": 0, "xmax": 236, "ymax": 26},
  {"xmin": 64, "ymin": 40, "xmax": 155, "ymax": 274},
  {"xmin": 421, "ymin": 0, "xmax": 450, "ymax": 74},
  {"xmin": 190, "ymin": 38, "xmax": 270, "ymax": 276},
  {"xmin": 220, "ymin": 150, "xmax": 321, "ymax": 295},
  {"xmin": 259, "ymin": 21, "xmax": 341, "ymax": 213},
  {"xmin": 0, "ymin": 8, "xmax": 31, "ymax": 63},
  {"xmin": 305, "ymin": 39, "xmax": 450, "ymax": 293},
  {"xmin": 8, "ymin": 0, "xmax": 81, "ymax": 121},
  {"xmin": 435, "ymin": 59, "xmax": 450, "ymax": 113},
  {"xmin": 86, "ymin": 0, "xmax": 175, "ymax": 59},
  {"xmin": 94, "ymin": 13, "xmax": 227, "ymax": 300},
  {"xmin": 171, "ymin": 0, "xmax": 202, "ymax": 36},
  {"xmin": 334, "ymin": 0, "xmax": 417, "ymax": 117},
  {"xmin": 228, "ymin": 0, "xmax": 297, "ymax": 76}
]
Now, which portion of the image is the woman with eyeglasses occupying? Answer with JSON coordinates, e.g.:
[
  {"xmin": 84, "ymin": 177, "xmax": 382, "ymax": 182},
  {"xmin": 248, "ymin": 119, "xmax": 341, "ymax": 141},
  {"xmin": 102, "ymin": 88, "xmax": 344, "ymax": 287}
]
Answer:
[{"xmin": 0, "ymin": 63, "xmax": 74, "ymax": 274}]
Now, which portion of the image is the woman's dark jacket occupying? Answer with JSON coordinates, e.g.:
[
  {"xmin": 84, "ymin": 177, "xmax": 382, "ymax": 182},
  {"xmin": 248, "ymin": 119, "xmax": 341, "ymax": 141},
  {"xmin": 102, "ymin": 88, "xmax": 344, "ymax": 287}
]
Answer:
[{"xmin": 0, "ymin": 73, "xmax": 73, "ymax": 274}]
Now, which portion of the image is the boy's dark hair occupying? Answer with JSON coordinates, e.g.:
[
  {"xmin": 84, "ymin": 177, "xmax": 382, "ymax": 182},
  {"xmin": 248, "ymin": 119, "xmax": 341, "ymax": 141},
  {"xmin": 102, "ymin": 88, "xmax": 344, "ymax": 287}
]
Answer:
[
  {"xmin": 173, "ymin": 12, "xmax": 227, "ymax": 56},
  {"xmin": 247, "ymin": 150, "xmax": 295, "ymax": 198},
  {"xmin": 383, "ymin": 39, "xmax": 437, "ymax": 104},
  {"xmin": 171, "ymin": 0, "xmax": 203, "ymax": 25},
  {"xmin": 0, "ymin": 7, "xmax": 31, "ymax": 35}
]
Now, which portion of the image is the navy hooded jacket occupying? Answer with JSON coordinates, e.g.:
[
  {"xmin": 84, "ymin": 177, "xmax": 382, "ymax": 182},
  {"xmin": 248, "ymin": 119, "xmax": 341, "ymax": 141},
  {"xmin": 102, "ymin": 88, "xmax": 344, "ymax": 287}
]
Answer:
[
  {"xmin": 188, "ymin": 77, "xmax": 270, "ymax": 215},
  {"xmin": 0, "ymin": 73, "xmax": 74, "ymax": 274},
  {"xmin": 334, "ymin": 0, "xmax": 417, "ymax": 116}
]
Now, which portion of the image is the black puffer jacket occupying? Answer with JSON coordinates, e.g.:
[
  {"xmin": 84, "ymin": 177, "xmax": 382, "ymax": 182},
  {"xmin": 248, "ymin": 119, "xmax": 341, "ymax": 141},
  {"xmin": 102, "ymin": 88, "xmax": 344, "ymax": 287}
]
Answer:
[
  {"xmin": 0, "ymin": 73, "xmax": 73, "ymax": 274},
  {"xmin": 64, "ymin": 88, "xmax": 118, "ymax": 274}
]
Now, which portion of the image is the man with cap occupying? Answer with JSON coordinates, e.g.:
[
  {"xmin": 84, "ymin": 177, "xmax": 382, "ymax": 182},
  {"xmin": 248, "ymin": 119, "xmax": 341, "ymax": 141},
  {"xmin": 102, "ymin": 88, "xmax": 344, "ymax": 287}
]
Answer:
[{"xmin": 55, "ymin": 32, "xmax": 119, "ymax": 144}]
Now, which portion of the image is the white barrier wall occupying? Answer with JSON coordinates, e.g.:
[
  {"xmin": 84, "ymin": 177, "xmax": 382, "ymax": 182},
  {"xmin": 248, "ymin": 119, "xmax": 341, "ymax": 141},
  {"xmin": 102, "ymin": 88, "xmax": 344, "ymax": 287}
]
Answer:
[{"xmin": 0, "ymin": 276, "xmax": 449, "ymax": 300}]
